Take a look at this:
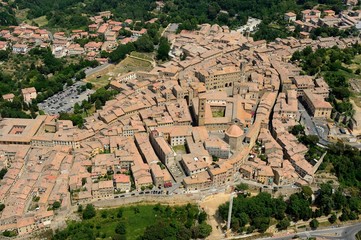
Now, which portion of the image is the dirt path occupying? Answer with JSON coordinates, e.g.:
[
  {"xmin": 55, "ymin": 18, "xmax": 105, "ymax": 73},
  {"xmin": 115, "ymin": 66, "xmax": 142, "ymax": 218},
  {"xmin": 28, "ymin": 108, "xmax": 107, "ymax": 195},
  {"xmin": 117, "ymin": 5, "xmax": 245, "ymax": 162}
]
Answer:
[{"xmin": 199, "ymin": 192, "xmax": 231, "ymax": 240}]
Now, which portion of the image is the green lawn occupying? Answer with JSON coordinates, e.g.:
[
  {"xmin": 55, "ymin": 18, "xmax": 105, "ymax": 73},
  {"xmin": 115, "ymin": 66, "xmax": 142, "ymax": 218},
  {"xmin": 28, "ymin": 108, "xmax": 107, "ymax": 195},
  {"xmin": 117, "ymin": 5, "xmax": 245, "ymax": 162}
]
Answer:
[
  {"xmin": 212, "ymin": 109, "xmax": 225, "ymax": 118},
  {"xmin": 130, "ymin": 51, "xmax": 154, "ymax": 61},
  {"xmin": 172, "ymin": 144, "xmax": 187, "ymax": 153},
  {"xmin": 32, "ymin": 16, "xmax": 48, "ymax": 27},
  {"xmin": 79, "ymin": 205, "xmax": 161, "ymax": 240},
  {"xmin": 54, "ymin": 203, "xmax": 211, "ymax": 240}
]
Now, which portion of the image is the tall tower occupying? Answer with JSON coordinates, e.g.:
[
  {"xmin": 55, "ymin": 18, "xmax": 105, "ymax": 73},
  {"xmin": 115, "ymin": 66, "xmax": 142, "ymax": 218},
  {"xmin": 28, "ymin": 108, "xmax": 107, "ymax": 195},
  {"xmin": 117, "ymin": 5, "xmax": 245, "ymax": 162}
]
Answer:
[{"xmin": 198, "ymin": 97, "xmax": 206, "ymax": 126}]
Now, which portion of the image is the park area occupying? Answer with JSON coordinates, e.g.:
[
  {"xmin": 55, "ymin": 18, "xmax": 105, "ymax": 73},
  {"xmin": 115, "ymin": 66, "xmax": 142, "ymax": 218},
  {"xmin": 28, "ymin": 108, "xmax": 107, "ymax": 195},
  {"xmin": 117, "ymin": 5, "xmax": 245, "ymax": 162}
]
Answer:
[{"xmin": 52, "ymin": 203, "xmax": 212, "ymax": 240}]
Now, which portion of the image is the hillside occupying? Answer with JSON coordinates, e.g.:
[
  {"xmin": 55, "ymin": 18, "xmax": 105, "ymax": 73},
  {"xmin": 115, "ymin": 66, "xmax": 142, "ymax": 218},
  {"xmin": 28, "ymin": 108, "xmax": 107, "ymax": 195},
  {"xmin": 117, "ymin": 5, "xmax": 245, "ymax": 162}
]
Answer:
[{"xmin": 4, "ymin": 0, "xmax": 347, "ymax": 31}]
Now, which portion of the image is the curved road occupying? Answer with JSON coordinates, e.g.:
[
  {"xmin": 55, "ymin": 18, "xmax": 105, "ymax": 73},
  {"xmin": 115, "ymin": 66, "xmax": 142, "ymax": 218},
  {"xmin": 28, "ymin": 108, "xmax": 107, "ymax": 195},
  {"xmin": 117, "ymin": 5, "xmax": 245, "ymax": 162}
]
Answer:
[{"xmin": 259, "ymin": 223, "xmax": 361, "ymax": 240}]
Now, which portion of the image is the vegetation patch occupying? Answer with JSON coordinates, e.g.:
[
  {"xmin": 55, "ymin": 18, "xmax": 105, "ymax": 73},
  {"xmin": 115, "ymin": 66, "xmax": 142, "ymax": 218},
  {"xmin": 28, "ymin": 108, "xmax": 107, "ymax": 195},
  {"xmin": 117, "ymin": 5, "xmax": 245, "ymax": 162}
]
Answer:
[
  {"xmin": 172, "ymin": 144, "xmax": 187, "ymax": 154},
  {"xmin": 53, "ymin": 203, "xmax": 211, "ymax": 240}
]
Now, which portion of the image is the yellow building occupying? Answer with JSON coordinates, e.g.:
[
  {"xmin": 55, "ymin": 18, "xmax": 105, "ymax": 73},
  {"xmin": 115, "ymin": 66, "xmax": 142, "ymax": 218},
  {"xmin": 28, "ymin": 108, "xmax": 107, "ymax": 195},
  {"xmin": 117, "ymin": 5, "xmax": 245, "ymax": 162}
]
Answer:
[
  {"xmin": 303, "ymin": 89, "xmax": 332, "ymax": 118},
  {"xmin": 196, "ymin": 66, "xmax": 241, "ymax": 90}
]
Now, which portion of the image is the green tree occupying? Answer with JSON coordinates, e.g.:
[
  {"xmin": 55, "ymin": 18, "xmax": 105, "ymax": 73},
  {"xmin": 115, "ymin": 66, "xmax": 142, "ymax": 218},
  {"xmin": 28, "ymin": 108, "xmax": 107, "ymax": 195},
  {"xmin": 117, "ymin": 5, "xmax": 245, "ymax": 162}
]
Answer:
[
  {"xmin": 95, "ymin": 99, "xmax": 102, "ymax": 110},
  {"xmin": 276, "ymin": 218, "xmax": 290, "ymax": 230},
  {"xmin": 0, "ymin": 168, "xmax": 7, "ymax": 179},
  {"xmin": 309, "ymin": 219, "xmax": 319, "ymax": 229},
  {"xmin": 86, "ymin": 82, "xmax": 93, "ymax": 89},
  {"xmin": 195, "ymin": 223, "xmax": 212, "ymax": 238},
  {"xmin": 0, "ymin": 50, "xmax": 9, "ymax": 61},
  {"xmin": 157, "ymin": 37, "xmax": 171, "ymax": 61},
  {"xmin": 235, "ymin": 183, "xmax": 249, "ymax": 192},
  {"xmin": 329, "ymin": 213, "xmax": 337, "ymax": 224},
  {"xmin": 53, "ymin": 201, "xmax": 61, "ymax": 209},
  {"xmin": 135, "ymin": 34, "xmax": 154, "ymax": 52},
  {"xmin": 83, "ymin": 204, "xmax": 96, "ymax": 219},
  {"xmin": 101, "ymin": 211, "xmax": 108, "ymax": 218},
  {"xmin": 198, "ymin": 211, "xmax": 207, "ymax": 223},
  {"xmin": 291, "ymin": 125, "xmax": 305, "ymax": 136},
  {"xmin": 77, "ymin": 204, "xmax": 83, "ymax": 212},
  {"xmin": 0, "ymin": 203, "xmax": 5, "ymax": 212},
  {"xmin": 301, "ymin": 186, "xmax": 313, "ymax": 199},
  {"xmin": 117, "ymin": 208, "xmax": 123, "ymax": 218},
  {"xmin": 115, "ymin": 222, "xmax": 126, "ymax": 234},
  {"xmin": 66, "ymin": 79, "xmax": 73, "ymax": 86}
]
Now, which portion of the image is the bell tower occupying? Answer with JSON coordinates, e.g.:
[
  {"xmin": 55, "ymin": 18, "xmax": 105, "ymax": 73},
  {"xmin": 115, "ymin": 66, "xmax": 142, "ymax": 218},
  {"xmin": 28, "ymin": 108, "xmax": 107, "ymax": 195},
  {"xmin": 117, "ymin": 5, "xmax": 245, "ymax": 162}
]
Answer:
[{"xmin": 198, "ymin": 97, "xmax": 206, "ymax": 126}]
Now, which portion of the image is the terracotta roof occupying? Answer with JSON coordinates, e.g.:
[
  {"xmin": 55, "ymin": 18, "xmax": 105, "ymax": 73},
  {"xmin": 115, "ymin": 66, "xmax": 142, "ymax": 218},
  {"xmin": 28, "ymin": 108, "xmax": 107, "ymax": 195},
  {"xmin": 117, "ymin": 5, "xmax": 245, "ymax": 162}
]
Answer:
[{"xmin": 225, "ymin": 124, "xmax": 243, "ymax": 138}]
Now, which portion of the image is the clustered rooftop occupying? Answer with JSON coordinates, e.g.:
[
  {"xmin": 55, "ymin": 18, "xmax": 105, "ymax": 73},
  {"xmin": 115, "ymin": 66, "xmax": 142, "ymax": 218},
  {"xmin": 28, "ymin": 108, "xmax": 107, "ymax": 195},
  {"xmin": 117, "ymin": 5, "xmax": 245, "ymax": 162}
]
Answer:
[{"xmin": 0, "ymin": 18, "xmax": 358, "ymax": 236}]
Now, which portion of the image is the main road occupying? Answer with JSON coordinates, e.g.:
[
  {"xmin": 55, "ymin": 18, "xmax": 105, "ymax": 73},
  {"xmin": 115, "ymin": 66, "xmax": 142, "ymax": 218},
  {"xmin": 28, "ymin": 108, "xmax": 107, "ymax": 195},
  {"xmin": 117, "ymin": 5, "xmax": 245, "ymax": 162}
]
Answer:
[
  {"xmin": 84, "ymin": 63, "xmax": 111, "ymax": 77},
  {"xmin": 259, "ymin": 222, "xmax": 361, "ymax": 240}
]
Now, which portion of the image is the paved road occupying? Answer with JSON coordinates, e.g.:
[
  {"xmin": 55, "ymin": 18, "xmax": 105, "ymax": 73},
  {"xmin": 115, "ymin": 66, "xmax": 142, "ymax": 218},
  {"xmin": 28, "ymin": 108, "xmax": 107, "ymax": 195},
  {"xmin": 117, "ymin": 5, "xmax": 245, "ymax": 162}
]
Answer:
[
  {"xmin": 260, "ymin": 223, "xmax": 361, "ymax": 240},
  {"xmin": 85, "ymin": 63, "xmax": 111, "ymax": 77},
  {"xmin": 298, "ymin": 100, "xmax": 330, "ymax": 146}
]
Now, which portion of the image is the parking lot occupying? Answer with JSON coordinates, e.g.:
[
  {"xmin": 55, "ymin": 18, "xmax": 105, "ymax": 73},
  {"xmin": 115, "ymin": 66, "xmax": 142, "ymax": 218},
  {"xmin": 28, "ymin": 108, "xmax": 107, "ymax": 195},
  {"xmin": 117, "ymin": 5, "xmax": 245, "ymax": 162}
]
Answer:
[
  {"xmin": 114, "ymin": 190, "xmax": 165, "ymax": 199},
  {"xmin": 38, "ymin": 81, "xmax": 95, "ymax": 115}
]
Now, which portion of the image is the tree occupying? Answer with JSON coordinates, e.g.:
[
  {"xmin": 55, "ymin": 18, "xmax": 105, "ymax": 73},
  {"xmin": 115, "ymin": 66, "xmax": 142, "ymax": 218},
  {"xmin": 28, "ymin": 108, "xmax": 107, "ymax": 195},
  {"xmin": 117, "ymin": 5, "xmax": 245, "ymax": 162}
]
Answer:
[
  {"xmin": 101, "ymin": 211, "xmax": 108, "ymax": 218},
  {"xmin": 66, "ymin": 79, "xmax": 74, "ymax": 86},
  {"xmin": 115, "ymin": 222, "xmax": 126, "ymax": 234},
  {"xmin": 0, "ymin": 203, "xmax": 5, "ymax": 212},
  {"xmin": 276, "ymin": 218, "xmax": 290, "ymax": 230},
  {"xmin": 291, "ymin": 125, "xmax": 305, "ymax": 136},
  {"xmin": 86, "ymin": 82, "xmax": 93, "ymax": 89},
  {"xmin": 235, "ymin": 183, "xmax": 249, "ymax": 192},
  {"xmin": 301, "ymin": 186, "xmax": 313, "ymax": 199},
  {"xmin": 231, "ymin": 217, "xmax": 240, "ymax": 232},
  {"xmin": 82, "ymin": 204, "xmax": 96, "ymax": 219},
  {"xmin": 95, "ymin": 99, "xmax": 102, "ymax": 110},
  {"xmin": 75, "ymin": 70, "xmax": 86, "ymax": 80},
  {"xmin": 134, "ymin": 34, "xmax": 154, "ymax": 52},
  {"xmin": 77, "ymin": 205, "xmax": 83, "ymax": 212},
  {"xmin": 309, "ymin": 219, "xmax": 319, "ymax": 229},
  {"xmin": 195, "ymin": 223, "xmax": 212, "ymax": 238},
  {"xmin": 0, "ymin": 50, "xmax": 9, "ymax": 61},
  {"xmin": 0, "ymin": 168, "xmax": 7, "ymax": 179},
  {"xmin": 299, "ymin": 135, "xmax": 319, "ymax": 146},
  {"xmin": 74, "ymin": 103, "xmax": 82, "ymax": 114},
  {"xmin": 198, "ymin": 211, "xmax": 207, "ymax": 223},
  {"xmin": 53, "ymin": 201, "xmax": 61, "ymax": 209},
  {"xmin": 109, "ymin": 43, "xmax": 135, "ymax": 63},
  {"xmin": 157, "ymin": 37, "xmax": 170, "ymax": 61},
  {"xmin": 329, "ymin": 213, "xmax": 337, "ymax": 224},
  {"xmin": 117, "ymin": 208, "xmax": 123, "ymax": 218}
]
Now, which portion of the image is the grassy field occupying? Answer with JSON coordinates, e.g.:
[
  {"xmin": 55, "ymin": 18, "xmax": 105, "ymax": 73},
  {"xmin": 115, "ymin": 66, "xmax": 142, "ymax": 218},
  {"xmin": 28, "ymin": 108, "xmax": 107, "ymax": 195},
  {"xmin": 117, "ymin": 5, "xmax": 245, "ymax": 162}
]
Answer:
[
  {"xmin": 348, "ymin": 54, "xmax": 361, "ymax": 72},
  {"xmin": 172, "ymin": 144, "xmax": 187, "ymax": 154},
  {"xmin": 212, "ymin": 109, "xmax": 225, "ymax": 118},
  {"xmin": 15, "ymin": 9, "xmax": 48, "ymax": 27},
  {"xmin": 54, "ymin": 203, "xmax": 208, "ymax": 240},
  {"xmin": 15, "ymin": 9, "xmax": 29, "ymax": 22},
  {"xmin": 84, "ymin": 205, "xmax": 158, "ymax": 240},
  {"xmin": 32, "ymin": 16, "xmax": 48, "ymax": 27},
  {"xmin": 84, "ymin": 55, "xmax": 153, "ymax": 89},
  {"xmin": 130, "ymin": 51, "xmax": 154, "ymax": 61},
  {"xmin": 342, "ymin": 55, "xmax": 361, "ymax": 107}
]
